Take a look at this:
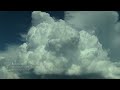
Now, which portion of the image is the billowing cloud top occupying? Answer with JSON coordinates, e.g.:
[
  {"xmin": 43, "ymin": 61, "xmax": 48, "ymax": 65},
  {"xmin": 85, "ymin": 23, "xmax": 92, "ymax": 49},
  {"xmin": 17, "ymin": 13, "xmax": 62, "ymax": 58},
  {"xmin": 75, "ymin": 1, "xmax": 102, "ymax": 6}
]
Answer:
[{"xmin": 0, "ymin": 11, "xmax": 120, "ymax": 79}]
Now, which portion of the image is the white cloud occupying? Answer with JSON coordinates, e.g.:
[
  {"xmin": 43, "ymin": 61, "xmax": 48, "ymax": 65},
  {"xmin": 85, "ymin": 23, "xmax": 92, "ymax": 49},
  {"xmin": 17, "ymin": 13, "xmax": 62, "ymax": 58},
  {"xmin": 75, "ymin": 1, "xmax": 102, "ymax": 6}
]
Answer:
[
  {"xmin": 21, "ymin": 11, "xmax": 120, "ymax": 78},
  {"xmin": 0, "ymin": 11, "xmax": 120, "ymax": 79},
  {"xmin": 32, "ymin": 11, "xmax": 54, "ymax": 26},
  {"xmin": 0, "ymin": 67, "xmax": 19, "ymax": 79},
  {"xmin": 65, "ymin": 11, "xmax": 118, "ymax": 31},
  {"xmin": 65, "ymin": 11, "xmax": 120, "ymax": 59}
]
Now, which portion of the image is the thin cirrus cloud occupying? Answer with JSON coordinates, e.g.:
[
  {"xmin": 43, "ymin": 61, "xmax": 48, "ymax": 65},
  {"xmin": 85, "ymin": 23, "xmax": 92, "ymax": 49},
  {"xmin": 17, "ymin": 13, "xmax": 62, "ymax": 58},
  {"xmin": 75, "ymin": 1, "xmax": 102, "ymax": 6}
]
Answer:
[{"xmin": 0, "ymin": 11, "xmax": 120, "ymax": 79}]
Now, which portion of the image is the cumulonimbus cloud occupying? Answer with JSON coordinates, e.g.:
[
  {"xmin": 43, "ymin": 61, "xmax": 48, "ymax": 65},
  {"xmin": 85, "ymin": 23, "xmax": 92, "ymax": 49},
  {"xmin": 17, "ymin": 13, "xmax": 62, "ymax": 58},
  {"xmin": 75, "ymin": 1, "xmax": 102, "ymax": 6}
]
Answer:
[{"xmin": 0, "ymin": 11, "xmax": 120, "ymax": 79}]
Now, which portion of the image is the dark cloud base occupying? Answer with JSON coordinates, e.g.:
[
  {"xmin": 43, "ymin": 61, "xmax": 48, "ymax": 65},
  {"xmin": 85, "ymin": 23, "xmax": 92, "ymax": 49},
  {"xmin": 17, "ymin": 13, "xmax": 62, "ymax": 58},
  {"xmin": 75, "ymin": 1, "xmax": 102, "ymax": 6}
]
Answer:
[{"xmin": 20, "ymin": 71, "xmax": 104, "ymax": 79}]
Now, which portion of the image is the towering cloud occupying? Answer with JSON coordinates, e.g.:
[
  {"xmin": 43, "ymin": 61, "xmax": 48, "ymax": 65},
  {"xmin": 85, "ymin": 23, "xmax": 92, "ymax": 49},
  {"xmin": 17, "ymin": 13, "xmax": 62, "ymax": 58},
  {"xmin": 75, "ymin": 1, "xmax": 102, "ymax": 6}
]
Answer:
[
  {"xmin": 0, "ymin": 11, "xmax": 120, "ymax": 79},
  {"xmin": 65, "ymin": 11, "xmax": 120, "ymax": 59}
]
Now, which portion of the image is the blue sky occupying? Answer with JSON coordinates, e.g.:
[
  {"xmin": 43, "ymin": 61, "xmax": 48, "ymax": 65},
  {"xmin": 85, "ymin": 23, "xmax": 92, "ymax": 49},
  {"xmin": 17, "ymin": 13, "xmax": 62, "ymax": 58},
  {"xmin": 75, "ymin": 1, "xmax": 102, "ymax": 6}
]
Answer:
[
  {"xmin": 0, "ymin": 11, "xmax": 64, "ymax": 50},
  {"xmin": 0, "ymin": 11, "xmax": 31, "ymax": 50}
]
